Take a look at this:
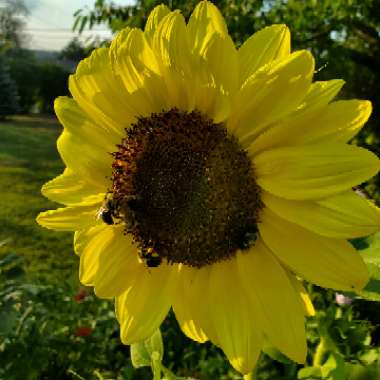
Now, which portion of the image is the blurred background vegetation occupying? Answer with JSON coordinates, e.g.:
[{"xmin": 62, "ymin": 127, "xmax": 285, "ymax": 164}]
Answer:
[{"xmin": 1, "ymin": 0, "xmax": 380, "ymax": 379}]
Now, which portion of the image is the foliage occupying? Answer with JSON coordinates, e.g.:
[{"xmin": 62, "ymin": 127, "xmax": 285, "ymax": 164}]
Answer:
[
  {"xmin": 0, "ymin": 0, "xmax": 28, "ymax": 50},
  {"xmin": 0, "ymin": 252, "xmax": 135, "ymax": 380},
  {"xmin": 59, "ymin": 37, "xmax": 95, "ymax": 62},
  {"xmin": 7, "ymin": 49, "xmax": 39, "ymax": 113},
  {"xmin": 34, "ymin": 63, "xmax": 70, "ymax": 114},
  {"xmin": 0, "ymin": 54, "xmax": 19, "ymax": 119},
  {"xmin": 6, "ymin": 51, "xmax": 70, "ymax": 114},
  {"xmin": 1, "ymin": 0, "xmax": 70, "ymax": 115}
]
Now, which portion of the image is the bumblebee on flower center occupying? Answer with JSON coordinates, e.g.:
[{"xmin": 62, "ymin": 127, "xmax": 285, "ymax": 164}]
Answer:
[{"xmin": 109, "ymin": 108, "xmax": 262, "ymax": 268}]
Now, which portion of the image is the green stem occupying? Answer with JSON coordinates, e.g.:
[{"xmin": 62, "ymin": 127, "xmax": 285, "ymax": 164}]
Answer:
[
  {"xmin": 161, "ymin": 364, "xmax": 177, "ymax": 380},
  {"xmin": 151, "ymin": 356, "xmax": 162, "ymax": 380},
  {"xmin": 313, "ymin": 337, "xmax": 327, "ymax": 367}
]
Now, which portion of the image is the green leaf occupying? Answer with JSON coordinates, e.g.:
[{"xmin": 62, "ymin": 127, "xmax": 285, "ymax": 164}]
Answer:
[
  {"xmin": 144, "ymin": 328, "xmax": 164, "ymax": 363},
  {"xmin": 352, "ymin": 232, "xmax": 380, "ymax": 301},
  {"xmin": 130, "ymin": 329, "xmax": 164, "ymax": 369},
  {"xmin": 79, "ymin": 16, "xmax": 88, "ymax": 33},
  {"xmin": 298, "ymin": 366, "xmax": 322, "ymax": 379},
  {"xmin": 0, "ymin": 252, "xmax": 20, "ymax": 267},
  {"xmin": 321, "ymin": 353, "xmax": 345, "ymax": 380},
  {"xmin": 0, "ymin": 308, "xmax": 18, "ymax": 335},
  {"xmin": 130, "ymin": 341, "xmax": 151, "ymax": 368},
  {"xmin": 360, "ymin": 348, "xmax": 380, "ymax": 365},
  {"xmin": 345, "ymin": 364, "xmax": 380, "ymax": 380}
]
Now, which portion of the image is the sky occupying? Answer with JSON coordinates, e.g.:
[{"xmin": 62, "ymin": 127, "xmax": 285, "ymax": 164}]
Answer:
[{"xmin": 23, "ymin": 0, "xmax": 134, "ymax": 51}]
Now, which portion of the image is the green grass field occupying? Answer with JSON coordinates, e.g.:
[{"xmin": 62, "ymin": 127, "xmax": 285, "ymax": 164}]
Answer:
[{"xmin": 0, "ymin": 115, "xmax": 76, "ymax": 283}]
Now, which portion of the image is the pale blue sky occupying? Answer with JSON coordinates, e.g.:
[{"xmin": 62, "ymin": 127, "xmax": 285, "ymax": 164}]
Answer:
[{"xmin": 23, "ymin": 0, "xmax": 134, "ymax": 51}]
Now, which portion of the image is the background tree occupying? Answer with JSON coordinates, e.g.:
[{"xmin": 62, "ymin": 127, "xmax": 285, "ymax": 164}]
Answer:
[
  {"xmin": 59, "ymin": 37, "xmax": 95, "ymax": 61},
  {"xmin": 0, "ymin": 0, "xmax": 28, "ymax": 50},
  {"xmin": 35, "ymin": 63, "xmax": 70, "ymax": 114},
  {"xmin": 0, "ymin": 0, "xmax": 28, "ymax": 114},
  {"xmin": 0, "ymin": 54, "xmax": 19, "ymax": 119},
  {"xmin": 7, "ymin": 49, "xmax": 39, "ymax": 113}
]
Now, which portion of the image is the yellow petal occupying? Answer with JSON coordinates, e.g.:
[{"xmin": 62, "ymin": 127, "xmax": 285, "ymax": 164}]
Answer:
[
  {"xmin": 238, "ymin": 24, "xmax": 290, "ymax": 85},
  {"xmin": 42, "ymin": 168, "xmax": 104, "ymax": 206},
  {"xmin": 206, "ymin": 258, "xmax": 263, "ymax": 374},
  {"xmin": 172, "ymin": 267, "xmax": 208, "ymax": 343},
  {"xmin": 263, "ymin": 190, "xmax": 380, "ymax": 238},
  {"xmin": 191, "ymin": 54, "xmax": 232, "ymax": 123},
  {"xmin": 69, "ymin": 47, "xmax": 133, "ymax": 132},
  {"xmin": 57, "ymin": 85, "xmax": 121, "ymax": 193},
  {"xmin": 202, "ymin": 32, "xmax": 238, "ymax": 95},
  {"xmin": 93, "ymin": 228, "xmax": 140, "ymax": 298},
  {"xmin": 55, "ymin": 96, "xmax": 122, "ymax": 148},
  {"xmin": 74, "ymin": 224, "xmax": 101, "ymax": 255},
  {"xmin": 259, "ymin": 209, "xmax": 370, "ymax": 291},
  {"xmin": 173, "ymin": 265, "xmax": 219, "ymax": 345},
  {"xmin": 237, "ymin": 242, "xmax": 307, "ymax": 364},
  {"xmin": 249, "ymin": 79, "xmax": 345, "ymax": 153},
  {"xmin": 57, "ymin": 129, "xmax": 112, "ymax": 188},
  {"xmin": 300, "ymin": 100, "xmax": 372, "ymax": 144},
  {"xmin": 254, "ymin": 143, "xmax": 380, "ymax": 200},
  {"xmin": 173, "ymin": 313, "xmax": 208, "ymax": 343},
  {"xmin": 187, "ymin": 0, "xmax": 228, "ymax": 55},
  {"xmin": 109, "ymin": 27, "xmax": 166, "ymax": 115},
  {"xmin": 153, "ymin": 11, "xmax": 191, "ymax": 72},
  {"xmin": 37, "ymin": 201, "xmax": 101, "ymax": 231},
  {"xmin": 75, "ymin": 225, "xmax": 107, "ymax": 285},
  {"xmin": 152, "ymin": 11, "xmax": 194, "ymax": 110},
  {"xmin": 75, "ymin": 226, "xmax": 140, "ymax": 297},
  {"xmin": 301, "ymin": 79, "xmax": 344, "ymax": 109},
  {"xmin": 116, "ymin": 263, "xmax": 176, "ymax": 344},
  {"xmin": 144, "ymin": 4, "xmax": 171, "ymax": 44},
  {"xmin": 286, "ymin": 273, "xmax": 315, "ymax": 317},
  {"xmin": 229, "ymin": 51, "xmax": 314, "ymax": 145}
]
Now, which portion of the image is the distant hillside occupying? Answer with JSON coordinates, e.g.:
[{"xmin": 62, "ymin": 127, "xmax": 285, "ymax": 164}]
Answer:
[{"xmin": 27, "ymin": 49, "xmax": 77, "ymax": 72}]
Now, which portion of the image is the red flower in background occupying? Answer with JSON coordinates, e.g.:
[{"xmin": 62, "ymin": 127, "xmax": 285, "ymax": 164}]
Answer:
[
  {"xmin": 75, "ymin": 326, "xmax": 93, "ymax": 337},
  {"xmin": 73, "ymin": 288, "xmax": 88, "ymax": 303}
]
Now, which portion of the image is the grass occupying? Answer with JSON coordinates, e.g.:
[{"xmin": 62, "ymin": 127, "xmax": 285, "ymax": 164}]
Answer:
[{"xmin": 0, "ymin": 115, "xmax": 77, "ymax": 283}]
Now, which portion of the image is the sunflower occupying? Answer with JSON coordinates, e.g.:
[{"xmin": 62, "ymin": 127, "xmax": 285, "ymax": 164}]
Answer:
[{"xmin": 37, "ymin": 1, "xmax": 380, "ymax": 374}]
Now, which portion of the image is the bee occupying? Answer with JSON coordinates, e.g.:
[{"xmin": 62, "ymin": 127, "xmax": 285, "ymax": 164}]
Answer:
[
  {"xmin": 97, "ymin": 197, "xmax": 118, "ymax": 225},
  {"xmin": 140, "ymin": 246, "xmax": 162, "ymax": 268}
]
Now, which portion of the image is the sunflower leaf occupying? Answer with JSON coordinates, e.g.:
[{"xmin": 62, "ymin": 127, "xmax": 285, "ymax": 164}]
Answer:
[
  {"xmin": 351, "ymin": 232, "xmax": 380, "ymax": 301},
  {"xmin": 297, "ymin": 366, "xmax": 322, "ymax": 379},
  {"xmin": 130, "ymin": 329, "xmax": 164, "ymax": 371},
  {"xmin": 320, "ymin": 353, "xmax": 345, "ymax": 380}
]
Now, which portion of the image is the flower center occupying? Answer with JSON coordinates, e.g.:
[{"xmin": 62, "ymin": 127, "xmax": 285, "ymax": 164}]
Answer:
[{"xmin": 109, "ymin": 108, "xmax": 262, "ymax": 268}]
